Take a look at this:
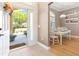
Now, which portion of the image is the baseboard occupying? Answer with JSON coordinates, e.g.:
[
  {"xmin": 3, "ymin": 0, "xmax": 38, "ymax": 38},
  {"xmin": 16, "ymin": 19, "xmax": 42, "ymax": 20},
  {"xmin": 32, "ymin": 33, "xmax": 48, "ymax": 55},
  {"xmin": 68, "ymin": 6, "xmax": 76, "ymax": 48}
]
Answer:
[
  {"xmin": 37, "ymin": 42, "xmax": 50, "ymax": 50},
  {"xmin": 71, "ymin": 35, "xmax": 79, "ymax": 39}
]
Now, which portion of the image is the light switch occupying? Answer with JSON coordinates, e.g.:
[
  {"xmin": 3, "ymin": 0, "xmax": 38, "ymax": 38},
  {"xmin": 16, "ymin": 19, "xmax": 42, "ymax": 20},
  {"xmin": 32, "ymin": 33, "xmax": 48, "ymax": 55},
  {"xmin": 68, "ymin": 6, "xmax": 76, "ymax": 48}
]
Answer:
[{"xmin": 38, "ymin": 25, "xmax": 40, "ymax": 28}]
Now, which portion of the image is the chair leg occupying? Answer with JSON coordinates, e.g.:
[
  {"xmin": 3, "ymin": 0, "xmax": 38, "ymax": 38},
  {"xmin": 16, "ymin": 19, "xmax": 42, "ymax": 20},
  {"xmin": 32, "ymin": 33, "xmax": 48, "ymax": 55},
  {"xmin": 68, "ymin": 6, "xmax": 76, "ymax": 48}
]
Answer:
[
  {"xmin": 53, "ymin": 38, "xmax": 55, "ymax": 45},
  {"xmin": 69, "ymin": 32, "xmax": 71, "ymax": 40},
  {"xmin": 57, "ymin": 38, "xmax": 59, "ymax": 44},
  {"xmin": 53, "ymin": 38, "xmax": 59, "ymax": 45}
]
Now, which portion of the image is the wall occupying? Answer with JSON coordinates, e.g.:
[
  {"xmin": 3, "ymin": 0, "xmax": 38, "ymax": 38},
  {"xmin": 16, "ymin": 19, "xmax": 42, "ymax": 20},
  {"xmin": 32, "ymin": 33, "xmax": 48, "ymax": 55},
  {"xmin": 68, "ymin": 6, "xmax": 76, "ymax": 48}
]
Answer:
[
  {"xmin": 38, "ymin": 2, "xmax": 49, "ymax": 46},
  {"xmin": 50, "ymin": 8, "xmax": 61, "ymax": 27},
  {"xmin": 60, "ymin": 7, "xmax": 79, "ymax": 36}
]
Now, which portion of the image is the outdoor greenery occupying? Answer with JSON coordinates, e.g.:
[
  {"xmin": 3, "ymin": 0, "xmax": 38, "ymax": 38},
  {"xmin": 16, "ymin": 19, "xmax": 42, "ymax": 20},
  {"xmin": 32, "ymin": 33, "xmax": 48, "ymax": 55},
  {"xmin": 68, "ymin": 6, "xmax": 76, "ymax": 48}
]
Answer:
[{"xmin": 12, "ymin": 10, "xmax": 28, "ymax": 28}]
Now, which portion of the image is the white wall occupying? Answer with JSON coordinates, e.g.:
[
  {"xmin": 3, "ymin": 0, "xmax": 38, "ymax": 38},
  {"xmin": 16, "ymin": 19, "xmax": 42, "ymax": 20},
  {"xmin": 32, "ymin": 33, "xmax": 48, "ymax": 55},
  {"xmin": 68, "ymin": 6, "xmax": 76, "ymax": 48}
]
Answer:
[{"xmin": 38, "ymin": 2, "xmax": 49, "ymax": 46}]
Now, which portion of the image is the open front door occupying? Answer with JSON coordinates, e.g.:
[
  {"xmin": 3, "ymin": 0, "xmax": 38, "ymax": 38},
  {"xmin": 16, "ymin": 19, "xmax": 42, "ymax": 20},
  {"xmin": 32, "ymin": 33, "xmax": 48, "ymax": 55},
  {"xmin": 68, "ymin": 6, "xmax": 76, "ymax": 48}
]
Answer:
[
  {"xmin": 0, "ymin": 8, "xmax": 3, "ymax": 55},
  {"xmin": 2, "ymin": 11, "xmax": 10, "ymax": 56},
  {"xmin": 27, "ymin": 10, "xmax": 37, "ymax": 46},
  {"xmin": 0, "ymin": 10, "xmax": 10, "ymax": 56}
]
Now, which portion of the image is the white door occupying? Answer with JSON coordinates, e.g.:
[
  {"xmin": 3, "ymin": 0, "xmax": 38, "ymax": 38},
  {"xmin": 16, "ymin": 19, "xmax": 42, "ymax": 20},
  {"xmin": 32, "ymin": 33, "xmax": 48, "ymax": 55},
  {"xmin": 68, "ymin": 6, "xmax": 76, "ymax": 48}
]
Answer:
[
  {"xmin": 0, "ymin": 10, "xmax": 10, "ymax": 56},
  {"xmin": 27, "ymin": 10, "xmax": 36, "ymax": 46},
  {"xmin": 0, "ymin": 31, "xmax": 9, "ymax": 56},
  {"xmin": 27, "ymin": 10, "xmax": 33, "ymax": 46},
  {"xmin": 0, "ymin": 35, "xmax": 3, "ymax": 55},
  {"xmin": 0, "ymin": 10, "xmax": 3, "ymax": 55},
  {"xmin": 3, "ymin": 31, "xmax": 9, "ymax": 56},
  {"xmin": 3, "ymin": 12, "xmax": 10, "ymax": 56}
]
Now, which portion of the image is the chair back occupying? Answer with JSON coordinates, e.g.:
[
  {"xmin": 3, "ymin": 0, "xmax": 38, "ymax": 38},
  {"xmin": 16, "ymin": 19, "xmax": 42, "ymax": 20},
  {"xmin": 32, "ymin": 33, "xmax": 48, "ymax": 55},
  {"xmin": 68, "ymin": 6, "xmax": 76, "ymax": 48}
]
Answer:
[
  {"xmin": 50, "ymin": 31, "xmax": 56, "ymax": 36},
  {"xmin": 57, "ymin": 27, "xmax": 68, "ymax": 31}
]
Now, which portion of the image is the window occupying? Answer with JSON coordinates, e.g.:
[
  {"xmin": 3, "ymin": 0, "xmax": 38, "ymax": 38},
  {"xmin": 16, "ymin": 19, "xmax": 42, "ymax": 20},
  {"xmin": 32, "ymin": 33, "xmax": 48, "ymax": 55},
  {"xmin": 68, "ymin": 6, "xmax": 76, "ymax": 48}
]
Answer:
[
  {"xmin": 50, "ymin": 11, "xmax": 56, "ymax": 32},
  {"xmin": 50, "ymin": 16, "xmax": 56, "ymax": 31}
]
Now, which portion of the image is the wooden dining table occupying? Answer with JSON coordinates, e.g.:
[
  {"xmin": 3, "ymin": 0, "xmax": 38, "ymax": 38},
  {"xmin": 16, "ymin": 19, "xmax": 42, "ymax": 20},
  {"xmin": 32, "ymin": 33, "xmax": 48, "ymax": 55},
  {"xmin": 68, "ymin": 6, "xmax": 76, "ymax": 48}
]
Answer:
[{"xmin": 54, "ymin": 30, "xmax": 71, "ymax": 45}]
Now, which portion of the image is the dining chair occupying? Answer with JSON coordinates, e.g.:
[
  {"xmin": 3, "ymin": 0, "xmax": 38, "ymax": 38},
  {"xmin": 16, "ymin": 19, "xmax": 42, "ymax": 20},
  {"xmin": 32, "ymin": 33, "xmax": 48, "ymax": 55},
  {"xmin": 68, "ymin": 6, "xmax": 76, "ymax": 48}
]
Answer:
[{"xmin": 50, "ymin": 32, "xmax": 59, "ymax": 45}]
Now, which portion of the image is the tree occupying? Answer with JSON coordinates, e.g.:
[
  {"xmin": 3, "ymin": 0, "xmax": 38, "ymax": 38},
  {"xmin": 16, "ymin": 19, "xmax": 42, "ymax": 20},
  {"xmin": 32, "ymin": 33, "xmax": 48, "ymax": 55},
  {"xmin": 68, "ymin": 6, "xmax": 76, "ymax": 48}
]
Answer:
[{"xmin": 12, "ymin": 11, "xmax": 28, "ymax": 28}]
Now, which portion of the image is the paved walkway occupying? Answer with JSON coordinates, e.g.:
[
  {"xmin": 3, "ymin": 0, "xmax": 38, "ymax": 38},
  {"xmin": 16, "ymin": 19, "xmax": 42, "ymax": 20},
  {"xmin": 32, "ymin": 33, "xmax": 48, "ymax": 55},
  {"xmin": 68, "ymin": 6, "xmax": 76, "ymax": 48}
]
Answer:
[{"xmin": 10, "ymin": 34, "xmax": 27, "ymax": 46}]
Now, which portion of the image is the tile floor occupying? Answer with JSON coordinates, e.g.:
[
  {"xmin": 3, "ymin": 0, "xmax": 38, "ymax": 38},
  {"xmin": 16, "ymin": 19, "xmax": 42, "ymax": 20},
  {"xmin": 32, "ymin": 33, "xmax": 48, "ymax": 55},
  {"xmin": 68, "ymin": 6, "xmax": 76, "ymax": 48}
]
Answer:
[{"xmin": 9, "ymin": 44, "xmax": 54, "ymax": 56}]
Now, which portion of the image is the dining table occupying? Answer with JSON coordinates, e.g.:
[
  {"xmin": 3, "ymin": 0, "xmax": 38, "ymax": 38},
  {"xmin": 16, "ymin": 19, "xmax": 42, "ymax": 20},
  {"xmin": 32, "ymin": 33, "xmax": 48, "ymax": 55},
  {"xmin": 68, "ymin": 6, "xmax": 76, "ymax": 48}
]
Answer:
[{"xmin": 54, "ymin": 29, "xmax": 71, "ymax": 45}]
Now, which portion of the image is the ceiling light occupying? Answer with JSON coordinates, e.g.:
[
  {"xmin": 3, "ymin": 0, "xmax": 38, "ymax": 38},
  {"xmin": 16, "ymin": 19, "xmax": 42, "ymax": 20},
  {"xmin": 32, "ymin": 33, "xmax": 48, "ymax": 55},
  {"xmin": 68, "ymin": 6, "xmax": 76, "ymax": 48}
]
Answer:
[{"xmin": 60, "ymin": 14, "xmax": 66, "ymax": 18}]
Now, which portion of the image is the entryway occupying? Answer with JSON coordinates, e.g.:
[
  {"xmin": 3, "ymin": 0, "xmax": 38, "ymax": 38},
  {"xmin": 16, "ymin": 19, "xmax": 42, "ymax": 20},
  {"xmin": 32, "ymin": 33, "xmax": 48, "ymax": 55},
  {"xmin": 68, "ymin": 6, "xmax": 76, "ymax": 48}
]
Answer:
[
  {"xmin": 10, "ymin": 8, "xmax": 29, "ymax": 49},
  {"xmin": 0, "ymin": 2, "xmax": 38, "ymax": 56}
]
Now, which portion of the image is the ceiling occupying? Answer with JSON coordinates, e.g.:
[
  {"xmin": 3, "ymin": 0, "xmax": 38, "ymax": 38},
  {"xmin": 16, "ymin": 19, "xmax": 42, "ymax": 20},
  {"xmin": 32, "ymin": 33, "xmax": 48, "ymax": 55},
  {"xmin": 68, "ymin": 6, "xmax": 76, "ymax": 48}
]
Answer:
[{"xmin": 50, "ymin": 2, "xmax": 79, "ymax": 12}]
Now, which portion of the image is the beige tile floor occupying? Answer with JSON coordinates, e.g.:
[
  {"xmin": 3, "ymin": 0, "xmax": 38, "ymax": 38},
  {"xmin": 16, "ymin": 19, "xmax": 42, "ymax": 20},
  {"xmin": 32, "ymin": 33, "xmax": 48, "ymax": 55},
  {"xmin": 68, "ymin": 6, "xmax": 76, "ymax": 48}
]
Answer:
[{"xmin": 9, "ymin": 44, "xmax": 54, "ymax": 56}]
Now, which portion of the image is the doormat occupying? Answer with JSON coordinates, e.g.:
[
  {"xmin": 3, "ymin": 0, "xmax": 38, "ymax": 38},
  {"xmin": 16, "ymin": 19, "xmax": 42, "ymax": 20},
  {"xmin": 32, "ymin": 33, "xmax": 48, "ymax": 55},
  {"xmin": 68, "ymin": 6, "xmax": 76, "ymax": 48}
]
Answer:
[{"xmin": 10, "ymin": 43, "xmax": 26, "ymax": 49}]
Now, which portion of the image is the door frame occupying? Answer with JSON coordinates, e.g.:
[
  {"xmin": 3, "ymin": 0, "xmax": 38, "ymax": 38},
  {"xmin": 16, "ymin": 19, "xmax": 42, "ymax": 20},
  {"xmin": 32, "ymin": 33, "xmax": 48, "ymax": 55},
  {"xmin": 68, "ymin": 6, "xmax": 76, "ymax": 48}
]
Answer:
[
  {"xmin": 8, "ymin": 3, "xmax": 35, "ymax": 53},
  {"xmin": 48, "ymin": 2, "xmax": 53, "ymax": 46},
  {"xmin": 9, "ymin": 4, "xmax": 34, "ymax": 46}
]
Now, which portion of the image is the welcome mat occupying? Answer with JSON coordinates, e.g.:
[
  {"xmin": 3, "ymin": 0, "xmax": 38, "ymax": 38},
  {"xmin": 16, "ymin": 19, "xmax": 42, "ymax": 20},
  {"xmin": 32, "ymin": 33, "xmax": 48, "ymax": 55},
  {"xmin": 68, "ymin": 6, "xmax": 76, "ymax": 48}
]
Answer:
[{"xmin": 10, "ymin": 43, "xmax": 26, "ymax": 49}]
